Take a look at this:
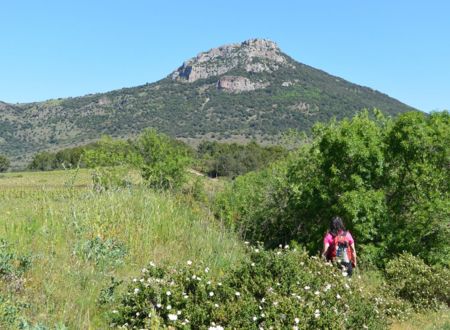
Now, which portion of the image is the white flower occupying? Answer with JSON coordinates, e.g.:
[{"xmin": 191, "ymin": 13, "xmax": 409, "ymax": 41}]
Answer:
[
  {"xmin": 149, "ymin": 261, "xmax": 156, "ymax": 267},
  {"xmin": 336, "ymin": 294, "xmax": 341, "ymax": 299},
  {"xmin": 166, "ymin": 305, "xmax": 172, "ymax": 310},
  {"xmin": 253, "ymin": 316, "xmax": 258, "ymax": 321},
  {"xmin": 273, "ymin": 301, "xmax": 279, "ymax": 306},
  {"xmin": 156, "ymin": 303, "xmax": 162, "ymax": 308},
  {"xmin": 209, "ymin": 291, "xmax": 214, "ymax": 297},
  {"xmin": 344, "ymin": 283, "xmax": 350, "ymax": 290},
  {"xmin": 214, "ymin": 303, "xmax": 219, "ymax": 308},
  {"xmin": 314, "ymin": 309, "xmax": 321, "ymax": 318},
  {"xmin": 187, "ymin": 260, "xmax": 192, "ymax": 265},
  {"xmin": 134, "ymin": 288, "xmax": 140, "ymax": 294},
  {"xmin": 207, "ymin": 280, "xmax": 211, "ymax": 285},
  {"xmin": 293, "ymin": 327, "xmax": 299, "ymax": 330},
  {"xmin": 284, "ymin": 245, "xmax": 289, "ymax": 249},
  {"xmin": 112, "ymin": 310, "xmax": 118, "ymax": 314},
  {"xmin": 136, "ymin": 312, "xmax": 140, "ymax": 316},
  {"xmin": 177, "ymin": 310, "xmax": 182, "ymax": 315},
  {"xmin": 277, "ymin": 251, "xmax": 282, "ymax": 255},
  {"xmin": 133, "ymin": 278, "xmax": 137, "ymax": 282},
  {"xmin": 141, "ymin": 268, "xmax": 148, "ymax": 273},
  {"xmin": 244, "ymin": 241, "xmax": 249, "ymax": 245},
  {"xmin": 294, "ymin": 317, "xmax": 300, "ymax": 324},
  {"xmin": 208, "ymin": 326, "xmax": 224, "ymax": 330},
  {"xmin": 342, "ymin": 271, "xmax": 348, "ymax": 277},
  {"xmin": 261, "ymin": 313, "xmax": 265, "ymax": 317},
  {"xmin": 304, "ymin": 286, "xmax": 310, "ymax": 290},
  {"xmin": 166, "ymin": 291, "xmax": 171, "ymax": 296},
  {"xmin": 254, "ymin": 248, "xmax": 260, "ymax": 253},
  {"xmin": 205, "ymin": 267, "xmax": 210, "ymax": 273},
  {"xmin": 314, "ymin": 291, "xmax": 320, "ymax": 295},
  {"xmin": 168, "ymin": 314, "xmax": 178, "ymax": 321},
  {"xmin": 251, "ymin": 262, "xmax": 256, "ymax": 267},
  {"xmin": 324, "ymin": 284, "xmax": 331, "ymax": 291},
  {"xmin": 218, "ymin": 282, "xmax": 222, "ymax": 286},
  {"xmin": 235, "ymin": 291, "xmax": 241, "ymax": 297}
]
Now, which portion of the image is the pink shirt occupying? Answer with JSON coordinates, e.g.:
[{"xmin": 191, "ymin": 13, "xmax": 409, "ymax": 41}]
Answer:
[{"xmin": 324, "ymin": 231, "xmax": 354, "ymax": 246}]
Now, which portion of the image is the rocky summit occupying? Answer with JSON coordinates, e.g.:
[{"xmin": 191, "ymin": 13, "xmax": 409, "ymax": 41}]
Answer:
[{"xmin": 0, "ymin": 38, "xmax": 416, "ymax": 166}]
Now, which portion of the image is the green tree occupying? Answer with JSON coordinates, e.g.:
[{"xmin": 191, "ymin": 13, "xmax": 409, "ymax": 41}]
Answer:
[
  {"xmin": 135, "ymin": 129, "xmax": 192, "ymax": 190},
  {"xmin": 0, "ymin": 155, "xmax": 10, "ymax": 172}
]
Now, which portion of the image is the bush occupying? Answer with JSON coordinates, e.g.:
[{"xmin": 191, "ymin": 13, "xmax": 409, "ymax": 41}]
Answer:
[
  {"xmin": 385, "ymin": 253, "xmax": 450, "ymax": 311},
  {"xmin": 0, "ymin": 155, "xmax": 10, "ymax": 172},
  {"xmin": 110, "ymin": 247, "xmax": 388, "ymax": 329},
  {"xmin": 135, "ymin": 129, "xmax": 192, "ymax": 190},
  {"xmin": 74, "ymin": 236, "xmax": 127, "ymax": 270}
]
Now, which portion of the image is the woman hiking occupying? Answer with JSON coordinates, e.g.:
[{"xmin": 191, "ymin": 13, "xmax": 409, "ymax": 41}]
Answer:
[{"xmin": 322, "ymin": 216, "xmax": 357, "ymax": 277}]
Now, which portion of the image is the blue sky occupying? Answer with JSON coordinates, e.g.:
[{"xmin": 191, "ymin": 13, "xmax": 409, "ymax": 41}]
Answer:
[{"xmin": 0, "ymin": 0, "xmax": 449, "ymax": 112}]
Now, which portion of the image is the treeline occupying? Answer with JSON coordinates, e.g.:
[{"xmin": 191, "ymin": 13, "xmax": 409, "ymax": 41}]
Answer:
[
  {"xmin": 27, "ymin": 136, "xmax": 287, "ymax": 178},
  {"xmin": 215, "ymin": 110, "xmax": 450, "ymax": 267}
]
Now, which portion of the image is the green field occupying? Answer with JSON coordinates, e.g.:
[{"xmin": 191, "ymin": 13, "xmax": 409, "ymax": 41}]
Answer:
[
  {"xmin": 0, "ymin": 170, "xmax": 245, "ymax": 328},
  {"xmin": 0, "ymin": 170, "xmax": 448, "ymax": 329}
]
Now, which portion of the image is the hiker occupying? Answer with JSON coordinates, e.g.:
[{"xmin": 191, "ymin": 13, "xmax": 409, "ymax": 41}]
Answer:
[{"xmin": 322, "ymin": 216, "xmax": 357, "ymax": 277}]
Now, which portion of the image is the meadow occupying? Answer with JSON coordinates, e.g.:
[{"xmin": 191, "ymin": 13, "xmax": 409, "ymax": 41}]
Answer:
[
  {"xmin": 0, "ymin": 169, "xmax": 448, "ymax": 329},
  {"xmin": 0, "ymin": 170, "xmax": 246, "ymax": 328}
]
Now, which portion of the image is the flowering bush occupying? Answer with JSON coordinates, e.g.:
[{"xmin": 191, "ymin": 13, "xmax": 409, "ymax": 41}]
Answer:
[
  {"xmin": 385, "ymin": 253, "xmax": 450, "ymax": 311},
  {"xmin": 110, "ymin": 246, "xmax": 389, "ymax": 329}
]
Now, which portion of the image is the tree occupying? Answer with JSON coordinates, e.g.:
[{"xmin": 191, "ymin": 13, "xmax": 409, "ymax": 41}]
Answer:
[
  {"xmin": 135, "ymin": 129, "xmax": 192, "ymax": 190},
  {"xmin": 0, "ymin": 155, "xmax": 10, "ymax": 172}
]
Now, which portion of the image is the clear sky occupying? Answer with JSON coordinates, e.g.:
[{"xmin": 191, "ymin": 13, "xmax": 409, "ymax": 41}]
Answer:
[{"xmin": 1, "ymin": 0, "xmax": 449, "ymax": 112}]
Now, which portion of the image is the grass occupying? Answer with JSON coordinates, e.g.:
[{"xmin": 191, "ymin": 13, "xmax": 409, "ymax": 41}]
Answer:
[{"xmin": 0, "ymin": 169, "xmax": 245, "ymax": 328}]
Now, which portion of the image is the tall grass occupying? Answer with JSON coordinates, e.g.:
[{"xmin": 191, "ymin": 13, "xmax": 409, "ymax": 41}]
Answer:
[{"xmin": 0, "ymin": 171, "xmax": 245, "ymax": 328}]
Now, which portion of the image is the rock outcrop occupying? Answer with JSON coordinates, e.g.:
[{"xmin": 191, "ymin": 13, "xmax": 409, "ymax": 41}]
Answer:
[
  {"xmin": 217, "ymin": 76, "xmax": 269, "ymax": 93},
  {"xmin": 171, "ymin": 38, "xmax": 287, "ymax": 82}
]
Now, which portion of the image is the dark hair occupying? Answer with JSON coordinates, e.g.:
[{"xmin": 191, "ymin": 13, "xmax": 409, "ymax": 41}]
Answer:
[{"xmin": 330, "ymin": 216, "xmax": 345, "ymax": 236}]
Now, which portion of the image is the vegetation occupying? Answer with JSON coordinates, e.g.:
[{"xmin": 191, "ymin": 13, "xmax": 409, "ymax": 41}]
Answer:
[
  {"xmin": 0, "ymin": 111, "xmax": 448, "ymax": 329},
  {"xmin": 215, "ymin": 110, "xmax": 450, "ymax": 267},
  {"xmin": 0, "ymin": 155, "xmax": 10, "ymax": 172}
]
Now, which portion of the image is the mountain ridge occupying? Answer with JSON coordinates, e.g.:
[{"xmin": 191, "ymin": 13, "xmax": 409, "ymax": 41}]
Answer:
[{"xmin": 0, "ymin": 38, "xmax": 417, "ymax": 166}]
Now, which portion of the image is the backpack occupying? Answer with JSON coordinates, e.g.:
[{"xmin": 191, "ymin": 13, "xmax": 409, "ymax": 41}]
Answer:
[{"xmin": 330, "ymin": 231, "xmax": 355, "ymax": 267}]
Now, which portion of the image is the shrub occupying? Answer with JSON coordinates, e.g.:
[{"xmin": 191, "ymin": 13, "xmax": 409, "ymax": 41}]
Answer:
[
  {"xmin": 74, "ymin": 237, "xmax": 127, "ymax": 270},
  {"xmin": 0, "ymin": 155, "xmax": 10, "ymax": 172},
  {"xmin": 385, "ymin": 253, "xmax": 450, "ymax": 311},
  {"xmin": 135, "ymin": 129, "xmax": 192, "ymax": 190},
  {"xmin": 110, "ymin": 247, "xmax": 388, "ymax": 329}
]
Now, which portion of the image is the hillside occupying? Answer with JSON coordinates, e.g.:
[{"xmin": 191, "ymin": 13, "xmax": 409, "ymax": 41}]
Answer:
[{"xmin": 0, "ymin": 39, "xmax": 416, "ymax": 165}]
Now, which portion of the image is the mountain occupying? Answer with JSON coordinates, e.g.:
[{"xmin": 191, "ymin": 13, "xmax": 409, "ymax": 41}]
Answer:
[{"xmin": 0, "ymin": 38, "xmax": 416, "ymax": 165}]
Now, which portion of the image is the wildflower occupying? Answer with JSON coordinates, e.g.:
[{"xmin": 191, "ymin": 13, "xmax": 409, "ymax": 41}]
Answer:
[
  {"xmin": 141, "ymin": 268, "xmax": 148, "ymax": 273},
  {"xmin": 251, "ymin": 262, "xmax": 256, "ymax": 267},
  {"xmin": 209, "ymin": 291, "xmax": 214, "ymax": 297},
  {"xmin": 205, "ymin": 267, "xmax": 210, "ymax": 273},
  {"xmin": 235, "ymin": 291, "xmax": 241, "ymax": 297},
  {"xmin": 244, "ymin": 241, "xmax": 249, "ymax": 245},
  {"xmin": 133, "ymin": 278, "xmax": 138, "ymax": 282},
  {"xmin": 149, "ymin": 261, "xmax": 156, "ymax": 267},
  {"xmin": 167, "ymin": 304, "xmax": 172, "ymax": 310},
  {"xmin": 254, "ymin": 248, "xmax": 260, "ymax": 253},
  {"xmin": 168, "ymin": 314, "xmax": 178, "ymax": 321},
  {"xmin": 304, "ymin": 286, "xmax": 310, "ymax": 290},
  {"xmin": 112, "ymin": 310, "xmax": 118, "ymax": 314},
  {"xmin": 294, "ymin": 317, "xmax": 300, "ymax": 324},
  {"xmin": 177, "ymin": 310, "xmax": 182, "ymax": 315},
  {"xmin": 284, "ymin": 245, "xmax": 289, "ymax": 249},
  {"xmin": 336, "ymin": 293, "xmax": 341, "ymax": 299},
  {"xmin": 253, "ymin": 316, "xmax": 258, "ymax": 321},
  {"xmin": 207, "ymin": 280, "xmax": 211, "ymax": 285},
  {"xmin": 324, "ymin": 284, "xmax": 331, "ymax": 291},
  {"xmin": 314, "ymin": 291, "xmax": 320, "ymax": 296},
  {"xmin": 344, "ymin": 283, "xmax": 350, "ymax": 290},
  {"xmin": 293, "ymin": 327, "xmax": 299, "ymax": 330},
  {"xmin": 261, "ymin": 297, "xmax": 266, "ymax": 302},
  {"xmin": 342, "ymin": 271, "xmax": 348, "ymax": 277},
  {"xmin": 273, "ymin": 301, "xmax": 279, "ymax": 306},
  {"xmin": 134, "ymin": 288, "xmax": 140, "ymax": 294},
  {"xmin": 166, "ymin": 291, "xmax": 171, "ymax": 296},
  {"xmin": 156, "ymin": 303, "xmax": 162, "ymax": 308},
  {"xmin": 136, "ymin": 312, "xmax": 140, "ymax": 316},
  {"xmin": 261, "ymin": 313, "xmax": 265, "ymax": 317},
  {"xmin": 187, "ymin": 260, "xmax": 192, "ymax": 265},
  {"xmin": 277, "ymin": 251, "xmax": 282, "ymax": 255},
  {"xmin": 314, "ymin": 309, "xmax": 321, "ymax": 318},
  {"xmin": 218, "ymin": 282, "xmax": 222, "ymax": 286},
  {"xmin": 214, "ymin": 303, "xmax": 219, "ymax": 308}
]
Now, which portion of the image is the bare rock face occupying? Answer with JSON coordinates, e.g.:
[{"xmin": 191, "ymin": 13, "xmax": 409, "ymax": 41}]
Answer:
[
  {"xmin": 171, "ymin": 38, "xmax": 288, "ymax": 82},
  {"xmin": 217, "ymin": 76, "xmax": 269, "ymax": 93}
]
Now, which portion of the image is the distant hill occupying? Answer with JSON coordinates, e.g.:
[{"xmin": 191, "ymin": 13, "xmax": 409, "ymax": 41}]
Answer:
[{"xmin": 0, "ymin": 38, "xmax": 416, "ymax": 166}]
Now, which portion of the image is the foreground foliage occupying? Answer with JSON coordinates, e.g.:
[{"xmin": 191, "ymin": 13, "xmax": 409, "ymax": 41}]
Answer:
[
  {"xmin": 112, "ymin": 247, "xmax": 389, "ymax": 329},
  {"xmin": 216, "ymin": 110, "xmax": 450, "ymax": 267}
]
